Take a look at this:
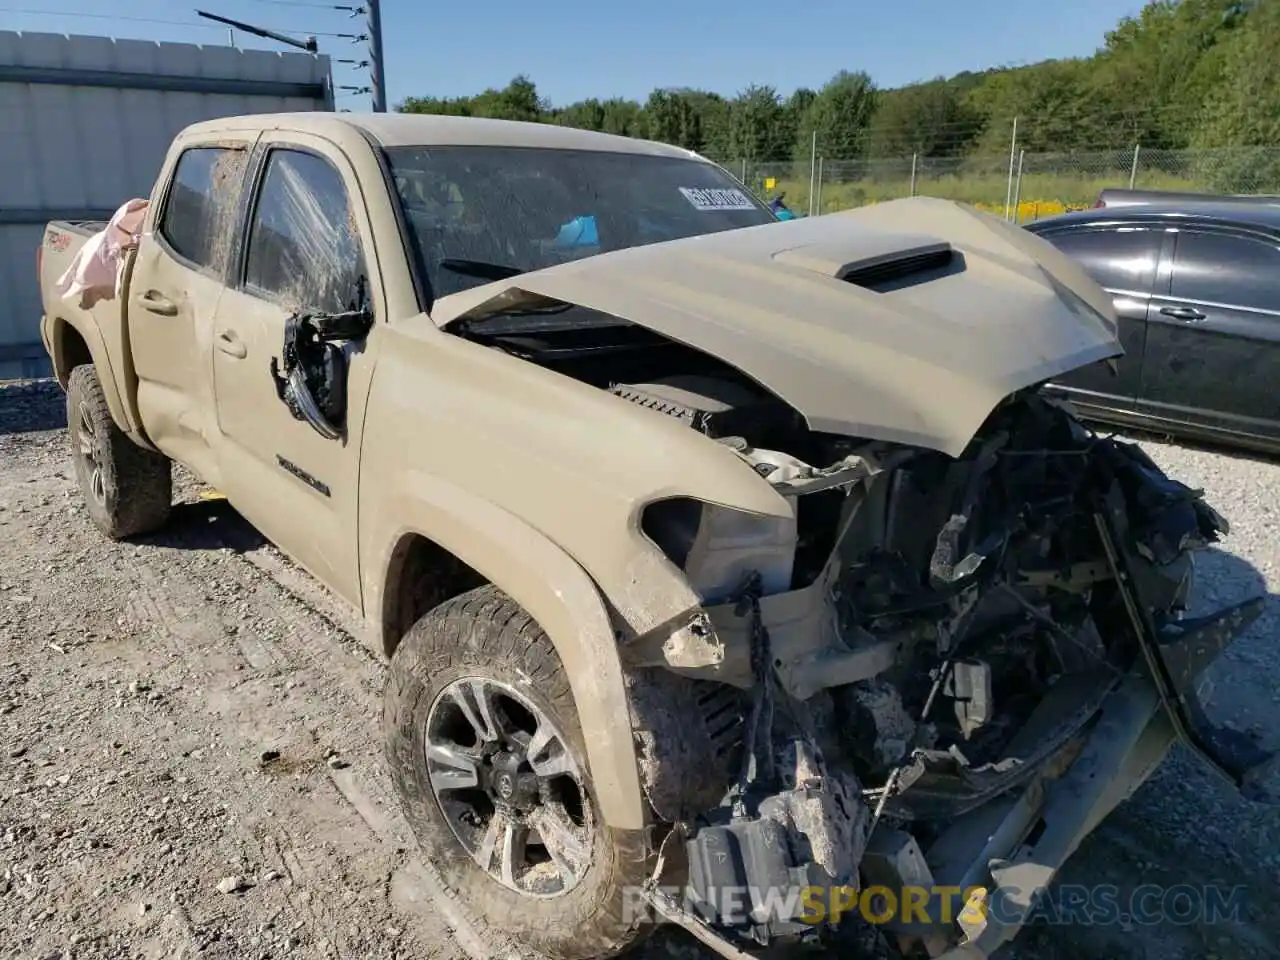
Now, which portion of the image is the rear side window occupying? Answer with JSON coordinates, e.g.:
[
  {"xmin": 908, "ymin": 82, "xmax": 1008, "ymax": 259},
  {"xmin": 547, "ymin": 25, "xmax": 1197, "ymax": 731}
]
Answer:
[
  {"xmin": 1169, "ymin": 231, "xmax": 1280, "ymax": 313},
  {"xmin": 159, "ymin": 146, "xmax": 247, "ymax": 271},
  {"xmin": 1040, "ymin": 226, "xmax": 1161, "ymax": 293},
  {"xmin": 243, "ymin": 148, "xmax": 366, "ymax": 315}
]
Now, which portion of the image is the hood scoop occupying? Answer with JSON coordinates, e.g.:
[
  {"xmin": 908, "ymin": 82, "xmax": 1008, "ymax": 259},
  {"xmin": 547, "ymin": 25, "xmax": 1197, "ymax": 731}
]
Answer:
[{"xmin": 773, "ymin": 235, "xmax": 956, "ymax": 291}]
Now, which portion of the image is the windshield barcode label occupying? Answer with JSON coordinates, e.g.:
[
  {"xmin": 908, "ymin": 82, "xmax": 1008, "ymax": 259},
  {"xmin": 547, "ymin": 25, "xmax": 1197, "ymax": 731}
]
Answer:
[{"xmin": 679, "ymin": 187, "xmax": 756, "ymax": 211}]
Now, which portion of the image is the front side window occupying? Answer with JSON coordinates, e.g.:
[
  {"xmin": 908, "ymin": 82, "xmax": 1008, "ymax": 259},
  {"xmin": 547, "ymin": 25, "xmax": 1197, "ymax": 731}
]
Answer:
[
  {"xmin": 384, "ymin": 145, "xmax": 775, "ymax": 300},
  {"xmin": 159, "ymin": 146, "xmax": 248, "ymax": 272},
  {"xmin": 243, "ymin": 149, "xmax": 367, "ymax": 315}
]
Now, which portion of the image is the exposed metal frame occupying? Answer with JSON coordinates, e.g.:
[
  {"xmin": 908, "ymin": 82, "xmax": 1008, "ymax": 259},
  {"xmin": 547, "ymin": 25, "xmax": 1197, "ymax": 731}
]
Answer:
[{"xmin": 0, "ymin": 64, "xmax": 326, "ymax": 100}]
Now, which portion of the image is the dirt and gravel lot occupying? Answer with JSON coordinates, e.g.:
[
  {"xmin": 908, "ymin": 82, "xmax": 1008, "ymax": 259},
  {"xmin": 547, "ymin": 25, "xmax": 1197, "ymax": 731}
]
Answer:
[{"xmin": 1, "ymin": 378, "xmax": 1278, "ymax": 960}]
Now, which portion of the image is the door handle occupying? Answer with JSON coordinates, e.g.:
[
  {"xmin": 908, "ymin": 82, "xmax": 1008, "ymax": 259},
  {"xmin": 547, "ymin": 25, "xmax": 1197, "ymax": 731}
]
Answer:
[
  {"xmin": 136, "ymin": 290, "xmax": 177, "ymax": 316},
  {"xmin": 1159, "ymin": 305, "xmax": 1207, "ymax": 322},
  {"xmin": 216, "ymin": 330, "xmax": 247, "ymax": 359}
]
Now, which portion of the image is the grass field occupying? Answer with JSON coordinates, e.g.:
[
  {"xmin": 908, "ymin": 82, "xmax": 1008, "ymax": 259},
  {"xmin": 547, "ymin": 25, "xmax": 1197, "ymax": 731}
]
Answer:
[{"xmin": 769, "ymin": 169, "xmax": 1207, "ymax": 222}]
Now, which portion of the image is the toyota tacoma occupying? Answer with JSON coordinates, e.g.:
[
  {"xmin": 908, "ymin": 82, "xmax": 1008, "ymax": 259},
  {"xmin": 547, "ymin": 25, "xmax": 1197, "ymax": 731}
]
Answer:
[{"xmin": 36, "ymin": 112, "xmax": 1274, "ymax": 959}]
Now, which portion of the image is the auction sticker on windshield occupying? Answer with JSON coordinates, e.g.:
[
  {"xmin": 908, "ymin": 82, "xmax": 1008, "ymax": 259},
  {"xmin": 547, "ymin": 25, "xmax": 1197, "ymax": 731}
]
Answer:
[{"xmin": 679, "ymin": 187, "xmax": 756, "ymax": 211}]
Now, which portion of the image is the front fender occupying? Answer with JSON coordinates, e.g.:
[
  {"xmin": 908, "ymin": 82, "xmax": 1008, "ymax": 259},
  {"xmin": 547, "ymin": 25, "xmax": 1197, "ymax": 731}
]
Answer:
[{"xmin": 364, "ymin": 468, "xmax": 647, "ymax": 831}]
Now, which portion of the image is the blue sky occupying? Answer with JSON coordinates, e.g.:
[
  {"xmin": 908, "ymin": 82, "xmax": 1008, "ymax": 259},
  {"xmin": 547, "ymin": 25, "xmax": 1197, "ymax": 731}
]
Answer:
[{"xmin": 3, "ymin": 0, "xmax": 1146, "ymax": 110}]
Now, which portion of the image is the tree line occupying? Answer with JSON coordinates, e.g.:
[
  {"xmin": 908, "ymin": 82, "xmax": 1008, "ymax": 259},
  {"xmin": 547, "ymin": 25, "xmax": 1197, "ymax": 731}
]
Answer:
[{"xmin": 398, "ymin": 1, "xmax": 1275, "ymax": 163}]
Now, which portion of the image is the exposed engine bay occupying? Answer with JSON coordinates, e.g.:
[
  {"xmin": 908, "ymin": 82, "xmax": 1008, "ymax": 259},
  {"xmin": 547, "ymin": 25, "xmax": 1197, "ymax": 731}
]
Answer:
[{"xmin": 457, "ymin": 315, "xmax": 1274, "ymax": 958}]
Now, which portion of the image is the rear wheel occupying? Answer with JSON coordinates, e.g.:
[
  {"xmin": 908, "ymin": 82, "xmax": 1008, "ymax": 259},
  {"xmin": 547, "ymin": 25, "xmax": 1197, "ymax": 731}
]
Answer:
[
  {"xmin": 67, "ymin": 364, "xmax": 172, "ymax": 539},
  {"xmin": 383, "ymin": 585, "xmax": 654, "ymax": 958}
]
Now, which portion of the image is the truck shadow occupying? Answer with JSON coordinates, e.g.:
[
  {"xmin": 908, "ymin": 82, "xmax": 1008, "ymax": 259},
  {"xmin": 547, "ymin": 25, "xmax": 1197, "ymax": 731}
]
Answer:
[{"xmin": 138, "ymin": 495, "xmax": 267, "ymax": 554}]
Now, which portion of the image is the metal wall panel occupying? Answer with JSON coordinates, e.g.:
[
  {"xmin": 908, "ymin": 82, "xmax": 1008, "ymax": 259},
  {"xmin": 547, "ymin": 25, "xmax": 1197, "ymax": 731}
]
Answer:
[{"xmin": 0, "ymin": 30, "xmax": 333, "ymax": 379}]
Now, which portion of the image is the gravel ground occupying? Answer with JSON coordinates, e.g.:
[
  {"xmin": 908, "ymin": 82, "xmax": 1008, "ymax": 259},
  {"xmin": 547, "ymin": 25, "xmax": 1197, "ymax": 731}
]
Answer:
[{"xmin": 1, "ymin": 378, "xmax": 1277, "ymax": 960}]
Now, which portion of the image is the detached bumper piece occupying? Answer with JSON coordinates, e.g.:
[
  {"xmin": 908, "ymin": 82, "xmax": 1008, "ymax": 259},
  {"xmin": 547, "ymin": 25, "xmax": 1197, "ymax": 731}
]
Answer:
[
  {"xmin": 932, "ymin": 672, "xmax": 1176, "ymax": 960},
  {"xmin": 1093, "ymin": 442, "xmax": 1275, "ymax": 804}
]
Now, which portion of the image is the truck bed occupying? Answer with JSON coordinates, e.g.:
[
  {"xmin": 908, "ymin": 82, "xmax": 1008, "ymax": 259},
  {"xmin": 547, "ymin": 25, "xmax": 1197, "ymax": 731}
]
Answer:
[
  {"xmin": 53, "ymin": 219, "xmax": 109, "ymax": 234},
  {"xmin": 40, "ymin": 219, "xmax": 103, "ymax": 288}
]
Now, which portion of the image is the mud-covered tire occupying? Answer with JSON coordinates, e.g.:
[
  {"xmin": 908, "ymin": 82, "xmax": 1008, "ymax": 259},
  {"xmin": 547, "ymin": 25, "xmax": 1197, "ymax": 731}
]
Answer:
[
  {"xmin": 383, "ymin": 584, "xmax": 654, "ymax": 959},
  {"xmin": 66, "ymin": 364, "xmax": 172, "ymax": 539}
]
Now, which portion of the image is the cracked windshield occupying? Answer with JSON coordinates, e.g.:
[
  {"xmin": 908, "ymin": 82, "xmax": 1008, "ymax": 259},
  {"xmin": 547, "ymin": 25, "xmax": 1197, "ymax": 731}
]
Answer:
[{"xmin": 386, "ymin": 146, "xmax": 776, "ymax": 298}]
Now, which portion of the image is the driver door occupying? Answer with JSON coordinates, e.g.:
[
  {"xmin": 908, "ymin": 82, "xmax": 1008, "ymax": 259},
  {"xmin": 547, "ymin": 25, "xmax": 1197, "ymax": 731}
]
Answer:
[{"xmin": 210, "ymin": 134, "xmax": 377, "ymax": 604}]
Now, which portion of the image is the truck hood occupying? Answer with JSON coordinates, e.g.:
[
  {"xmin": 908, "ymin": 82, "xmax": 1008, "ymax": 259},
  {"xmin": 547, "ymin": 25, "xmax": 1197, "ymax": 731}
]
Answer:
[{"xmin": 434, "ymin": 196, "xmax": 1121, "ymax": 457}]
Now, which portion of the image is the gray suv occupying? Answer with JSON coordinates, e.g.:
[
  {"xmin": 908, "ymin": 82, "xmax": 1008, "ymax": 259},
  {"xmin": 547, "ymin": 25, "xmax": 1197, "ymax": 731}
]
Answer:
[{"xmin": 1026, "ymin": 198, "xmax": 1280, "ymax": 454}]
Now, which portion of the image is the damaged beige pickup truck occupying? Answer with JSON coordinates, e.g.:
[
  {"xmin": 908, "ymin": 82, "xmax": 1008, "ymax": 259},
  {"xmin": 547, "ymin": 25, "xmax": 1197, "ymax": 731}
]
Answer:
[{"xmin": 37, "ymin": 113, "xmax": 1275, "ymax": 959}]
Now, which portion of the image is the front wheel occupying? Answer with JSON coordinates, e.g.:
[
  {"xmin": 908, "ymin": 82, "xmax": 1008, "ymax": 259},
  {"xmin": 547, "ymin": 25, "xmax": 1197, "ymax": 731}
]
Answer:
[
  {"xmin": 383, "ymin": 585, "xmax": 653, "ymax": 958},
  {"xmin": 66, "ymin": 364, "xmax": 172, "ymax": 539}
]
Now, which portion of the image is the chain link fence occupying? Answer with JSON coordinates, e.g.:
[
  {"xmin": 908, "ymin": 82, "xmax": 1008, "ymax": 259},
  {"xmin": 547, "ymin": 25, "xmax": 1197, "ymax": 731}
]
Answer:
[{"xmin": 722, "ymin": 147, "xmax": 1280, "ymax": 221}]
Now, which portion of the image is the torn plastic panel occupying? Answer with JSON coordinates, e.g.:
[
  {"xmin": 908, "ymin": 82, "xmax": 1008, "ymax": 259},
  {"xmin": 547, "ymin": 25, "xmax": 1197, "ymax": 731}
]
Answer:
[{"xmin": 1093, "ymin": 491, "xmax": 1273, "ymax": 801}]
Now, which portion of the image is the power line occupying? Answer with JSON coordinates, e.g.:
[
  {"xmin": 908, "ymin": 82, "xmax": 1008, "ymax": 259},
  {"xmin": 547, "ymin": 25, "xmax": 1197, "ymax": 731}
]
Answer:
[
  {"xmin": 0, "ymin": 8, "xmax": 226, "ymax": 29},
  {"xmin": 0, "ymin": 7, "xmax": 355, "ymax": 38},
  {"xmin": 249, "ymin": 0, "xmax": 358, "ymax": 8}
]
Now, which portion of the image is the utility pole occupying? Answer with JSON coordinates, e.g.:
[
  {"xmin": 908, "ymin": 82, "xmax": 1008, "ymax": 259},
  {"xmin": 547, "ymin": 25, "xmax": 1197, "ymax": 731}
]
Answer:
[{"xmin": 366, "ymin": 0, "xmax": 386, "ymax": 112}]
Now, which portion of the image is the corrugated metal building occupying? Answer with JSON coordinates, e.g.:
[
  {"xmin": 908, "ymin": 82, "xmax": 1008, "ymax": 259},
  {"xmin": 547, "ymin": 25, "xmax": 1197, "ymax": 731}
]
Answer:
[{"xmin": 0, "ymin": 30, "xmax": 333, "ymax": 379}]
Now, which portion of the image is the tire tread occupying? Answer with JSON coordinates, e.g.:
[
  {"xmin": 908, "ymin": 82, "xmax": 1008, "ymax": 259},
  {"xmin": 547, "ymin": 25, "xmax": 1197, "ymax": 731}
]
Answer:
[
  {"xmin": 383, "ymin": 584, "xmax": 653, "ymax": 959},
  {"xmin": 66, "ymin": 364, "xmax": 171, "ymax": 539}
]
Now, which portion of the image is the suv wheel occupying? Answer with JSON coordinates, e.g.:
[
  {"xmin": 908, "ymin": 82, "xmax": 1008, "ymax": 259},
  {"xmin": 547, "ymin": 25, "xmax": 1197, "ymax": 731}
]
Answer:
[
  {"xmin": 67, "ymin": 364, "xmax": 172, "ymax": 539},
  {"xmin": 384, "ymin": 585, "xmax": 653, "ymax": 958}
]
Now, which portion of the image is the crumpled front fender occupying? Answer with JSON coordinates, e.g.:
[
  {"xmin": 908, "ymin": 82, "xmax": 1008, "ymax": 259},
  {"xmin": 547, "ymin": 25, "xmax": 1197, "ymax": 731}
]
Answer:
[{"xmin": 364, "ymin": 469, "xmax": 649, "ymax": 830}]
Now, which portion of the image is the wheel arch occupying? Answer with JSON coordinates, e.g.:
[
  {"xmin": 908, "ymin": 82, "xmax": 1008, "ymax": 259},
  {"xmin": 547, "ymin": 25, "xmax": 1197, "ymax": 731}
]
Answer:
[
  {"xmin": 365, "ymin": 471, "xmax": 648, "ymax": 831},
  {"xmin": 49, "ymin": 315, "xmax": 134, "ymax": 436}
]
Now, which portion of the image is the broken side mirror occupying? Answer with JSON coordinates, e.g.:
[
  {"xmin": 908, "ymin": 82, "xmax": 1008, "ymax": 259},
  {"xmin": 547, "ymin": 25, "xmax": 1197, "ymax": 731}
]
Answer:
[{"xmin": 269, "ymin": 299, "xmax": 374, "ymax": 442}]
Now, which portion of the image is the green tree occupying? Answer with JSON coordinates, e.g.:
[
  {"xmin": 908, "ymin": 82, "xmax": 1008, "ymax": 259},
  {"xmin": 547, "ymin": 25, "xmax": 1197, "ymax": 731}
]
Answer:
[
  {"xmin": 555, "ymin": 98, "xmax": 606, "ymax": 131},
  {"xmin": 727, "ymin": 85, "xmax": 790, "ymax": 161},
  {"xmin": 788, "ymin": 87, "xmax": 819, "ymax": 162},
  {"xmin": 641, "ymin": 89, "xmax": 706, "ymax": 150},
  {"xmin": 681, "ymin": 90, "xmax": 733, "ymax": 158},
  {"xmin": 468, "ymin": 75, "xmax": 546, "ymax": 122},
  {"xmin": 1085, "ymin": 0, "xmax": 1244, "ymax": 146},
  {"xmin": 1192, "ymin": 0, "xmax": 1280, "ymax": 189},
  {"xmin": 600, "ymin": 98, "xmax": 643, "ymax": 137},
  {"xmin": 398, "ymin": 94, "xmax": 474, "ymax": 116},
  {"xmin": 808, "ymin": 71, "xmax": 878, "ymax": 158},
  {"xmin": 865, "ymin": 79, "xmax": 977, "ymax": 157},
  {"xmin": 964, "ymin": 58, "xmax": 1095, "ymax": 154},
  {"xmin": 398, "ymin": 76, "xmax": 547, "ymax": 122}
]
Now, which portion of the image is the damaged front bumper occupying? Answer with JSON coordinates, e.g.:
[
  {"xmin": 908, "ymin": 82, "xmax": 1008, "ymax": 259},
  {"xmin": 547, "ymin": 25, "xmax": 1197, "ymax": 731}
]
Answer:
[
  {"xmin": 625, "ymin": 405, "xmax": 1273, "ymax": 959},
  {"xmin": 645, "ymin": 617, "xmax": 1270, "ymax": 960},
  {"xmin": 646, "ymin": 669, "xmax": 1181, "ymax": 958}
]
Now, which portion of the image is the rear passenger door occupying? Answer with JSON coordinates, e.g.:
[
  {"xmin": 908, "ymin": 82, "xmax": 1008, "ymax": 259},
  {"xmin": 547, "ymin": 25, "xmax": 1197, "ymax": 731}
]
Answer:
[
  {"xmin": 1033, "ymin": 223, "xmax": 1167, "ymax": 410},
  {"xmin": 130, "ymin": 138, "xmax": 253, "ymax": 475},
  {"xmin": 1139, "ymin": 228, "xmax": 1280, "ymax": 441}
]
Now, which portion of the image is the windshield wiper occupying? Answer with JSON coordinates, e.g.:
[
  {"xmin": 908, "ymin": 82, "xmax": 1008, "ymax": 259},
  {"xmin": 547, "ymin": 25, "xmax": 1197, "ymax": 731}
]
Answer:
[{"xmin": 438, "ymin": 257, "xmax": 525, "ymax": 281}]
